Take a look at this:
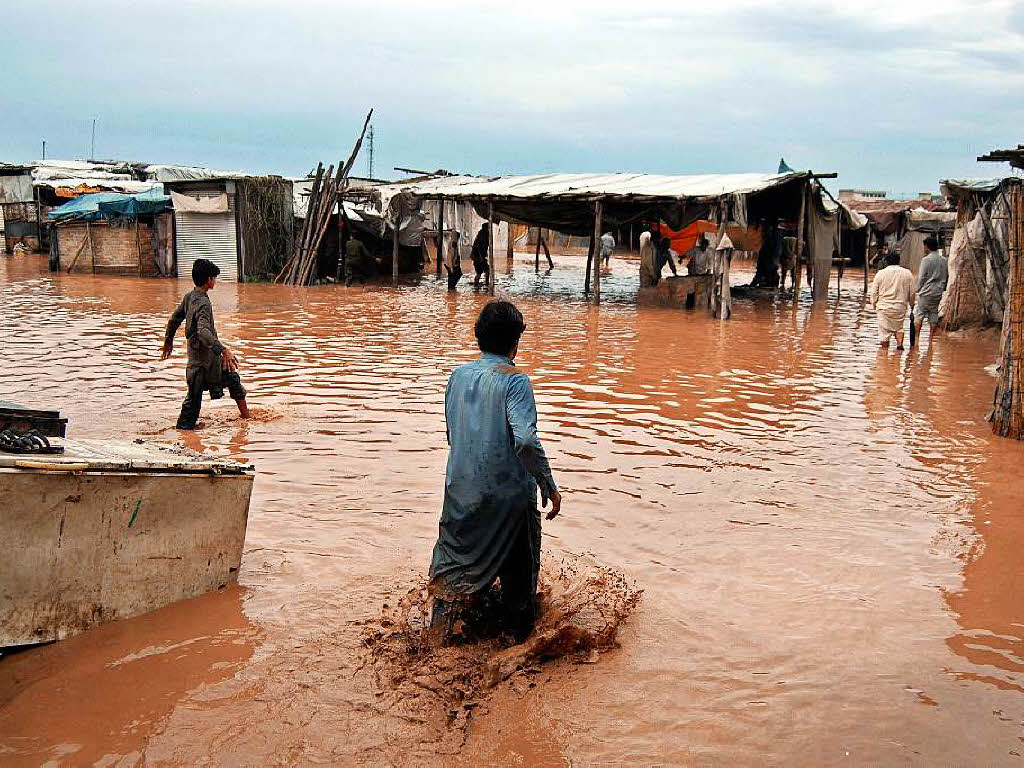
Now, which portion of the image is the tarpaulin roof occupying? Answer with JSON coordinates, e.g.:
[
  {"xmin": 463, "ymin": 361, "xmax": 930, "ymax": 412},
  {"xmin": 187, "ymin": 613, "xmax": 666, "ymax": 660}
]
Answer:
[
  {"xmin": 397, "ymin": 171, "xmax": 809, "ymax": 202},
  {"xmin": 145, "ymin": 164, "xmax": 247, "ymax": 182},
  {"xmin": 375, "ymin": 171, "xmax": 816, "ymax": 237},
  {"xmin": 48, "ymin": 188, "xmax": 168, "ymax": 221}
]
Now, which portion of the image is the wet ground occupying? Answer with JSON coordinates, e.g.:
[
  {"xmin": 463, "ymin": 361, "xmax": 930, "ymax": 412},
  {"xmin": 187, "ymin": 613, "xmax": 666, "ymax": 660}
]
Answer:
[{"xmin": 1, "ymin": 251, "xmax": 1023, "ymax": 765}]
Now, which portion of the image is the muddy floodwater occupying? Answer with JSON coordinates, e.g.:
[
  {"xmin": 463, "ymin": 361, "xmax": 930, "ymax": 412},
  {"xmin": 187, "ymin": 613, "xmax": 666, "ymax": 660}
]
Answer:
[{"xmin": 2, "ymin": 251, "xmax": 1024, "ymax": 766}]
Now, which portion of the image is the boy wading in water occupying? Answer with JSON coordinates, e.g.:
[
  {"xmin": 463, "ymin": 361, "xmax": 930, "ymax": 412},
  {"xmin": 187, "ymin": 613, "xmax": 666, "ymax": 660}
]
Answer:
[
  {"xmin": 428, "ymin": 300, "xmax": 561, "ymax": 645},
  {"xmin": 162, "ymin": 258, "xmax": 248, "ymax": 429}
]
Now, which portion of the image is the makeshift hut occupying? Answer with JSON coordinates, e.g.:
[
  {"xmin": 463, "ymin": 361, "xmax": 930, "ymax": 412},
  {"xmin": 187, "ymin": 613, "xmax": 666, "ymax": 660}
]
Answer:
[
  {"xmin": 0, "ymin": 163, "xmax": 35, "ymax": 253},
  {"xmin": 976, "ymin": 144, "xmax": 1024, "ymax": 440},
  {"xmin": 153, "ymin": 166, "xmax": 294, "ymax": 283},
  {"xmin": 390, "ymin": 170, "xmax": 854, "ymax": 312},
  {"xmin": 48, "ymin": 188, "xmax": 172, "ymax": 276},
  {"xmin": 937, "ymin": 178, "xmax": 1012, "ymax": 330}
]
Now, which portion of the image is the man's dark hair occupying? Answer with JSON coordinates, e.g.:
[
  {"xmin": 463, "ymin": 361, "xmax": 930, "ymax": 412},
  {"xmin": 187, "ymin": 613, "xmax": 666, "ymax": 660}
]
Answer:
[
  {"xmin": 886, "ymin": 252, "xmax": 902, "ymax": 267},
  {"xmin": 192, "ymin": 258, "xmax": 221, "ymax": 287},
  {"xmin": 923, "ymin": 235, "xmax": 939, "ymax": 251},
  {"xmin": 474, "ymin": 300, "xmax": 526, "ymax": 356}
]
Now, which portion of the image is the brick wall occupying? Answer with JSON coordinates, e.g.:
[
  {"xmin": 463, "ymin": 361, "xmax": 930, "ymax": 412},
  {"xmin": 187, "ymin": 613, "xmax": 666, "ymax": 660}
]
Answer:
[{"xmin": 57, "ymin": 221, "xmax": 160, "ymax": 276}]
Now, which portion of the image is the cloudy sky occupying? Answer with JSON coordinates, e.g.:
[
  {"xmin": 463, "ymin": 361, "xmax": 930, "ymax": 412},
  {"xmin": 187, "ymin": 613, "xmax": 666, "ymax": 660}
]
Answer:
[{"xmin": 5, "ymin": 0, "xmax": 1022, "ymax": 192}]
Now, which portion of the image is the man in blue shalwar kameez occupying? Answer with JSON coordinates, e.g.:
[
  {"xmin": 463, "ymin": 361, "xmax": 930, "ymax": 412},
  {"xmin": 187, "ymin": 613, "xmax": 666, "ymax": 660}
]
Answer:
[{"xmin": 429, "ymin": 300, "xmax": 561, "ymax": 644}]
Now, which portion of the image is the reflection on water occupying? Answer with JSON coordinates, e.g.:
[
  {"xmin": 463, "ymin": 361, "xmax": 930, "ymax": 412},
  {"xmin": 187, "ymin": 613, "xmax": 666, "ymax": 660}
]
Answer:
[{"xmin": 2, "ymin": 252, "xmax": 1024, "ymax": 764}]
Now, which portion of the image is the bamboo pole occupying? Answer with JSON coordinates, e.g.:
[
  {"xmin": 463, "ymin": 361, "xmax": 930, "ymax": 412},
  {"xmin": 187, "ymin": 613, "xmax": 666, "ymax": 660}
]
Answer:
[
  {"xmin": 487, "ymin": 202, "xmax": 495, "ymax": 294},
  {"xmin": 593, "ymin": 199, "xmax": 603, "ymax": 305},
  {"xmin": 793, "ymin": 182, "xmax": 807, "ymax": 300}
]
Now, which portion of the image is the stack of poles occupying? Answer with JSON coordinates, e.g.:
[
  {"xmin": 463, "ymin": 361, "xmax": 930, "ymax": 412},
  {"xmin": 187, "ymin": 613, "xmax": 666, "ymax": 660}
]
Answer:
[
  {"xmin": 278, "ymin": 109, "xmax": 373, "ymax": 287},
  {"xmin": 278, "ymin": 161, "xmax": 343, "ymax": 286}
]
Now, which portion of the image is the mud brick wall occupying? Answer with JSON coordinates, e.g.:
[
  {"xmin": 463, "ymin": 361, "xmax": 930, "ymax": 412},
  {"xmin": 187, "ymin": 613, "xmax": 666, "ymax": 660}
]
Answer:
[{"xmin": 58, "ymin": 222, "xmax": 159, "ymax": 276}]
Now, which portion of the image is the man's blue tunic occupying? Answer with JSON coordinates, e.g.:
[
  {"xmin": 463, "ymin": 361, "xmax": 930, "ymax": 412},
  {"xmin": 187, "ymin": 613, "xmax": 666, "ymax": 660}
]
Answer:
[{"xmin": 429, "ymin": 352, "xmax": 558, "ymax": 596}]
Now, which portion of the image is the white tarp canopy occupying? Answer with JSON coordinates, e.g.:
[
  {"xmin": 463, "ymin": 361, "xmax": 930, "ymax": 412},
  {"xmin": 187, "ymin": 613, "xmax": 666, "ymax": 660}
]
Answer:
[{"xmin": 397, "ymin": 171, "xmax": 808, "ymax": 201}]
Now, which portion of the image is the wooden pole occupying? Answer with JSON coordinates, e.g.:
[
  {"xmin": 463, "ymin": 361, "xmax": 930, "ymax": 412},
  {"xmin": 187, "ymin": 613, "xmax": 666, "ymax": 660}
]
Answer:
[
  {"xmin": 436, "ymin": 197, "xmax": 444, "ymax": 277},
  {"xmin": 863, "ymin": 223, "xmax": 871, "ymax": 293},
  {"xmin": 991, "ymin": 181, "xmax": 1024, "ymax": 439},
  {"xmin": 593, "ymin": 199, "xmax": 603, "ymax": 305},
  {"xmin": 487, "ymin": 202, "xmax": 495, "ymax": 294},
  {"xmin": 391, "ymin": 206, "xmax": 400, "ymax": 286},
  {"xmin": 542, "ymin": 234, "xmax": 553, "ymax": 269},
  {"xmin": 506, "ymin": 219, "xmax": 514, "ymax": 264},
  {"xmin": 793, "ymin": 182, "xmax": 807, "ymax": 300},
  {"xmin": 535, "ymin": 227, "xmax": 541, "ymax": 272},
  {"xmin": 584, "ymin": 233, "xmax": 595, "ymax": 295}
]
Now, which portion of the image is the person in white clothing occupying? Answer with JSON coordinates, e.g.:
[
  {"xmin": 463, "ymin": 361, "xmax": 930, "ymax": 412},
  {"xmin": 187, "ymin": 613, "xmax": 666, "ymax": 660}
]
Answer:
[{"xmin": 869, "ymin": 252, "xmax": 916, "ymax": 350}]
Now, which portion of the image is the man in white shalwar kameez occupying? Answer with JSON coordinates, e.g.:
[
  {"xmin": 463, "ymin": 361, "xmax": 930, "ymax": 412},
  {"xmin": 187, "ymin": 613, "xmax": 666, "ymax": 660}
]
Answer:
[{"xmin": 869, "ymin": 252, "xmax": 916, "ymax": 350}]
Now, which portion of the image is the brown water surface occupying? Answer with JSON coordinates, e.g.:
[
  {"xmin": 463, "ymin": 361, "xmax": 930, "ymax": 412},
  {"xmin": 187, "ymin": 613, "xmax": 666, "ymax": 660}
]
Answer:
[{"xmin": 1, "ymin": 252, "xmax": 1023, "ymax": 765}]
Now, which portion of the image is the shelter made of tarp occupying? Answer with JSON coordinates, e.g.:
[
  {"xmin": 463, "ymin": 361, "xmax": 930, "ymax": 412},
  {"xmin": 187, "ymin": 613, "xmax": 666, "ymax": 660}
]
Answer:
[
  {"xmin": 941, "ymin": 178, "xmax": 1004, "ymax": 198},
  {"xmin": 48, "ymin": 188, "xmax": 168, "ymax": 222},
  {"xmin": 375, "ymin": 171, "xmax": 822, "ymax": 237}
]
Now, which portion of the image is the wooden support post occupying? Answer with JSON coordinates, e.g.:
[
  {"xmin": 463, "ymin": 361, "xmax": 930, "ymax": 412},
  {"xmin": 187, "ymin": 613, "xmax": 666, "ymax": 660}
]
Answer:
[
  {"xmin": 593, "ymin": 199, "xmax": 603, "ymax": 305},
  {"xmin": 542, "ymin": 235, "xmax": 553, "ymax": 269},
  {"xmin": 584, "ymin": 233, "xmax": 595, "ymax": 295},
  {"xmin": 436, "ymin": 197, "xmax": 444, "ymax": 277},
  {"xmin": 391, "ymin": 212, "xmax": 400, "ymax": 286},
  {"xmin": 863, "ymin": 223, "xmax": 871, "ymax": 293},
  {"xmin": 991, "ymin": 181, "xmax": 1024, "ymax": 439},
  {"xmin": 793, "ymin": 182, "xmax": 807, "ymax": 301},
  {"xmin": 487, "ymin": 202, "xmax": 495, "ymax": 294},
  {"xmin": 506, "ymin": 219, "xmax": 514, "ymax": 264},
  {"xmin": 629, "ymin": 222, "xmax": 634, "ymax": 253},
  {"xmin": 535, "ymin": 227, "xmax": 541, "ymax": 272}
]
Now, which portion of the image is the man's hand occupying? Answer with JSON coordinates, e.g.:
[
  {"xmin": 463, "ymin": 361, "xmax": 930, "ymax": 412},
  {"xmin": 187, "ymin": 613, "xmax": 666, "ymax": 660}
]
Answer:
[
  {"xmin": 544, "ymin": 489, "xmax": 562, "ymax": 521},
  {"xmin": 222, "ymin": 348, "xmax": 240, "ymax": 372},
  {"xmin": 160, "ymin": 341, "xmax": 173, "ymax": 360}
]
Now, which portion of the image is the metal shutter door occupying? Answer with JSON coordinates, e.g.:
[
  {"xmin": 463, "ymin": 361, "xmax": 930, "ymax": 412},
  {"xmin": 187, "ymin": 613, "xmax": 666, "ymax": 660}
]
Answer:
[{"xmin": 175, "ymin": 192, "xmax": 239, "ymax": 282}]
